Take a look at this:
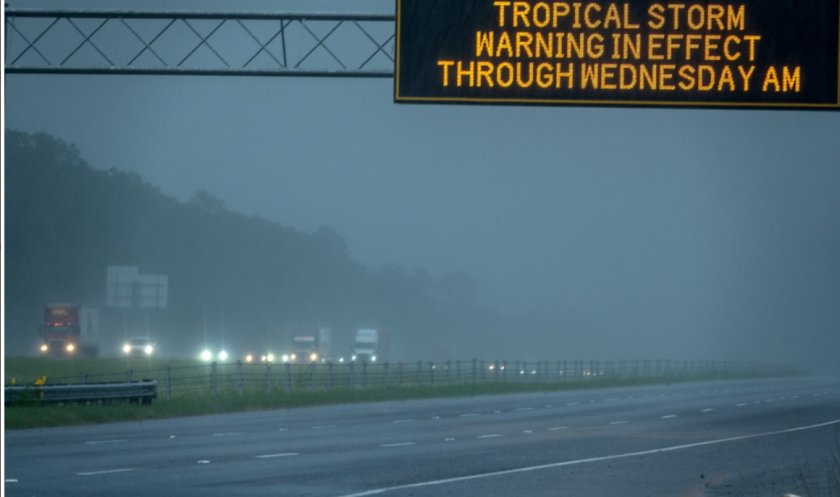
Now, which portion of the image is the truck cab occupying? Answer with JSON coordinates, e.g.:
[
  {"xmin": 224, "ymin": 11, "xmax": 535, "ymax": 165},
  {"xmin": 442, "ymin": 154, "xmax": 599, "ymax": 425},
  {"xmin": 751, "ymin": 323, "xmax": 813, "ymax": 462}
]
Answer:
[
  {"xmin": 38, "ymin": 304, "xmax": 100, "ymax": 358},
  {"xmin": 352, "ymin": 328, "xmax": 388, "ymax": 363}
]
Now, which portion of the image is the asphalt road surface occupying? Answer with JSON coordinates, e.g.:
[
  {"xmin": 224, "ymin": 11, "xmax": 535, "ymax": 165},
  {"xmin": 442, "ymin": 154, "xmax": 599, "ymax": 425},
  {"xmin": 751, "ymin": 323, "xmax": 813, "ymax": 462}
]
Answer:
[{"xmin": 5, "ymin": 376, "xmax": 840, "ymax": 497}]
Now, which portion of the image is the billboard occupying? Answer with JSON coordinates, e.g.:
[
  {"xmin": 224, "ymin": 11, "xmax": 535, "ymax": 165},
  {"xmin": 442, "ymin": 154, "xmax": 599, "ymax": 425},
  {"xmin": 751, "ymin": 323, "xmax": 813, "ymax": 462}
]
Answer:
[
  {"xmin": 106, "ymin": 266, "xmax": 168, "ymax": 309},
  {"xmin": 395, "ymin": 0, "xmax": 840, "ymax": 109}
]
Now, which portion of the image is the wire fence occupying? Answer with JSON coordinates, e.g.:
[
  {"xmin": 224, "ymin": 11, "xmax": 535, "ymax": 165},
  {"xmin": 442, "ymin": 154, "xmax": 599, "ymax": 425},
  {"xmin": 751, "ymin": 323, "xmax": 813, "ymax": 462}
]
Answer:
[{"xmin": 10, "ymin": 359, "xmax": 798, "ymax": 401}]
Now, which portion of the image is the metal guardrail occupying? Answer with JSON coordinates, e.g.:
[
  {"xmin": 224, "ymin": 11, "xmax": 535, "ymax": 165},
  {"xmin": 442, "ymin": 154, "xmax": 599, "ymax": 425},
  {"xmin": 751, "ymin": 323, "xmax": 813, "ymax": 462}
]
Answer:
[{"xmin": 4, "ymin": 380, "xmax": 157, "ymax": 405}]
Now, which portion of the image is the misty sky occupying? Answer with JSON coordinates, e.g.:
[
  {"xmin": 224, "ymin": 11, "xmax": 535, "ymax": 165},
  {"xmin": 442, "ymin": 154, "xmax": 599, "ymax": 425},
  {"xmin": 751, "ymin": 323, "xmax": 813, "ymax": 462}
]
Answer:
[{"xmin": 4, "ymin": 0, "xmax": 840, "ymax": 370}]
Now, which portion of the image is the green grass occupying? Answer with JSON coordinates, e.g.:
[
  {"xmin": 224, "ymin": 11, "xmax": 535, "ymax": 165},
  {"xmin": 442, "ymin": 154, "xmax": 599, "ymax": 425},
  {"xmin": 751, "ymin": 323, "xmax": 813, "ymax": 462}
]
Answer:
[{"xmin": 4, "ymin": 356, "xmax": 800, "ymax": 430}]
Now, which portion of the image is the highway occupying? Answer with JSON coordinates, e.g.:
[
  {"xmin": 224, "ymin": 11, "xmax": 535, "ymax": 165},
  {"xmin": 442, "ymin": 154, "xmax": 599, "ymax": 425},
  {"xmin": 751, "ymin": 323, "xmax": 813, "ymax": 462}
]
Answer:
[{"xmin": 5, "ymin": 376, "xmax": 840, "ymax": 496}]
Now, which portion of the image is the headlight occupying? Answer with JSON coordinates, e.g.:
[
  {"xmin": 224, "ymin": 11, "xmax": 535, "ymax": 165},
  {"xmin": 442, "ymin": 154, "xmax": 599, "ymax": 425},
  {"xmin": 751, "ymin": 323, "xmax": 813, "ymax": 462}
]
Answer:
[
  {"xmin": 371, "ymin": 355, "xmax": 377, "ymax": 362},
  {"xmin": 266, "ymin": 353, "xmax": 275, "ymax": 363},
  {"xmin": 281, "ymin": 354, "xmax": 290, "ymax": 363},
  {"xmin": 66, "ymin": 343, "xmax": 76, "ymax": 353},
  {"xmin": 290, "ymin": 353, "xmax": 297, "ymax": 362},
  {"xmin": 144, "ymin": 344, "xmax": 154, "ymax": 355},
  {"xmin": 351, "ymin": 355, "xmax": 357, "ymax": 361},
  {"xmin": 245, "ymin": 354, "xmax": 254, "ymax": 363},
  {"xmin": 40, "ymin": 344, "xmax": 49, "ymax": 353},
  {"xmin": 309, "ymin": 353, "xmax": 318, "ymax": 363},
  {"xmin": 339, "ymin": 357, "xmax": 345, "ymax": 363},
  {"xmin": 200, "ymin": 349, "xmax": 213, "ymax": 362},
  {"xmin": 218, "ymin": 350, "xmax": 229, "ymax": 361},
  {"xmin": 122, "ymin": 344, "xmax": 132, "ymax": 354}
]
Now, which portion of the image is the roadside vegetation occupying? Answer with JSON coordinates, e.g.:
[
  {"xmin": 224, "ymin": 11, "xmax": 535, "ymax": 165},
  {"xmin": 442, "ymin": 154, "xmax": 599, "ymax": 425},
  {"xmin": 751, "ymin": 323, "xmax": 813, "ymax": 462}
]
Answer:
[{"xmin": 4, "ymin": 356, "xmax": 799, "ymax": 429}]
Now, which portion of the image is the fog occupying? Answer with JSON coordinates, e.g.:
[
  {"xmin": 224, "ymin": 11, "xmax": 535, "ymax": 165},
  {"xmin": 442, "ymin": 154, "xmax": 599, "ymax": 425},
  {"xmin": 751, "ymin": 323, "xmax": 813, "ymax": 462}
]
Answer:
[{"xmin": 4, "ymin": 0, "xmax": 840, "ymax": 373}]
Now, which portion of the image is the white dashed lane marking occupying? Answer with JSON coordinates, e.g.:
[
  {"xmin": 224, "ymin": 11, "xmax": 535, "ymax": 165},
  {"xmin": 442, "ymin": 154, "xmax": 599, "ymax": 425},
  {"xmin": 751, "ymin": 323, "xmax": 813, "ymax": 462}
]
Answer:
[
  {"xmin": 610, "ymin": 420, "xmax": 628, "ymax": 425},
  {"xmin": 381, "ymin": 442, "xmax": 416, "ymax": 448},
  {"xmin": 661, "ymin": 414, "xmax": 678, "ymax": 419},
  {"xmin": 548, "ymin": 426, "xmax": 568, "ymax": 431},
  {"xmin": 514, "ymin": 408, "xmax": 533, "ymax": 412},
  {"xmin": 84, "ymin": 439, "xmax": 126, "ymax": 445},
  {"xmin": 478, "ymin": 434, "xmax": 503, "ymax": 439},
  {"xmin": 77, "ymin": 468, "xmax": 134, "ymax": 476},
  {"xmin": 460, "ymin": 413, "xmax": 481, "ymax": 417},
  {"xmin": 311, "ymin": 425, "xmax": 337, "ymax": 429},
  {"xmin": 392, "ymin": 419, "xmax": 415, "ymax": 424},
  {"xmin": 255, "ymin": 453, "xmax": 299, "ymax": 459},
  {"xmin": 701, "ymin": 408, "xmax": 715, "ymax": 413},
  {"xmin": 212, "ymin": 432, "xmax": 244, "ymax": 437}
]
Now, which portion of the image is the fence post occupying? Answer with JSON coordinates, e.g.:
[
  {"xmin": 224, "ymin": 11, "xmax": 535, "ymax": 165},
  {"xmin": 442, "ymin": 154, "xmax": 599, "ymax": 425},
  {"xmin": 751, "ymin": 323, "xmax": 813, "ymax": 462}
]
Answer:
[
  {"xmin": 265, "ymin": 363, "xmax": 272, "ymax": 393},
  {"xmin": 237, "ymin": 361, "xmax": 244, "ymax": 396},
  {"xmin": 211, "ymin": 362, "xmax": 218, "ymax": 398},
  {"xmin": 472, "ymin": 359, "xmax": 477, "ymax": 384},
  {"xmin": 166, "ymin": 365, "xmax": 172, "ymax": 400},
  {"xmin": 398, "ymin": 362, "xmax": 404, "ymax": 386},
  {"xmin": 455, "ymin": 360, "xmax": 461, "ymax": 384},
  {"xmin": 81, "ymin": 373, "xmax": 88, "ymax": 384},
  {"xmin": 127, "ymin": 368, "xmax": 133, "ymax": 383},
  {"xmin": 416, "ymin": 360, "xmax": 422, "ymax": 385},
  {"xmin": 349, "ymin": 361, "xmax": 355, "ymax": 388},
  {"xmin": 363, "ymin": 361, "xmax": 369, "ymax": 389},
  {"xmin": 285, "ymin": 363, "xmax": 292, "ymax": 391},
  {"xmin": 328, "ymin": 362, "xmax": 334, "ymax": 389},
  {"xmin": 310, "ymin": 363, "xmax": 317, "ymax": 390},
  {"xmin": 383, "ymin": 362, "xmax": 390, "ymax": 387},
  {"xmin": 429, "ymin": 361, "xmax": 435, "ymax": 386}
]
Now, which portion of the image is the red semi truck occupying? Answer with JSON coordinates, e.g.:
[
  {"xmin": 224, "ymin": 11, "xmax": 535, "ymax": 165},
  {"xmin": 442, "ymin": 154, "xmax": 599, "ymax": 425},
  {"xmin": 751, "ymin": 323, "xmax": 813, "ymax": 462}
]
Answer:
[{"xmin": 38, "ymin": 304, "xmax": 100, "ymax": 358}]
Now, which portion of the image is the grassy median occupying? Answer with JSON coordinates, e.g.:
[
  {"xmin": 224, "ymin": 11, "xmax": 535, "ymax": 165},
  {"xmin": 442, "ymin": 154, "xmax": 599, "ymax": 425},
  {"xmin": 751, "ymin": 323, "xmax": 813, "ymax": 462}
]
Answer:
[{"xmin": 4, "ymin": 356, "xmax": 798, "ymax": 429}]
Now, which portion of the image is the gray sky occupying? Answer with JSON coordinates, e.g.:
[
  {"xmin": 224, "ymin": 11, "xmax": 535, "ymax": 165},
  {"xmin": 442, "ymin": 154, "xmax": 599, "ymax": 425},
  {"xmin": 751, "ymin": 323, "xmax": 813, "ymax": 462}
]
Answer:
[{"xmin": 5, "ymin": 0, "xmax": 840, "ymax": 370}]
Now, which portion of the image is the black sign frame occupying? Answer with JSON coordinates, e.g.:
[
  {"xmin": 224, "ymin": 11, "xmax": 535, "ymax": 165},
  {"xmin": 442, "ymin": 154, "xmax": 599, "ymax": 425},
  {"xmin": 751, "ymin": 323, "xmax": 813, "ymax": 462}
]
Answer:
[{"xmin": 395, "ymin": 0, "xmax": 840, "ymax": 109}]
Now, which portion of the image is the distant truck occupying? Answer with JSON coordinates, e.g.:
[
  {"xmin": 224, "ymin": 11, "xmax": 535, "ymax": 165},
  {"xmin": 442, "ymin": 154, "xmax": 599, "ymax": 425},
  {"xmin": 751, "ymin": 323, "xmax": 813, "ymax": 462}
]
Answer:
[
  {"xmin": 38, "ymin": 304, "xmax": 100, "ymax": 358},
  {"xmin": 352, "ymin": 328, "xmax": 389, "ymax": 363},
  {"xmin": 288, "ymin": 327, "xmax": 330, "ymax": 363}
]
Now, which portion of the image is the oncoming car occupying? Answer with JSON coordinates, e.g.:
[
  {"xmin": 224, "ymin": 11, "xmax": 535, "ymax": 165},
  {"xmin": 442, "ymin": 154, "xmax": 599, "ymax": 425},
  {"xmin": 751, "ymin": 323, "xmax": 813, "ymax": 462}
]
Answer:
[{"xmin": 122, "ymin": 337, "xmax": 156, "ymax": 357}]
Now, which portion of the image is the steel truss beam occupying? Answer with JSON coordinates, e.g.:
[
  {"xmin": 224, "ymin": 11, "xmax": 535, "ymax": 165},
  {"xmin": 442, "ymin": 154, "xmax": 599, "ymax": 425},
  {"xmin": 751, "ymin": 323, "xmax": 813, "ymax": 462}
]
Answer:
[{"xmin": 4, "ymin": 9, "xmax": 395, "ymax": 77}]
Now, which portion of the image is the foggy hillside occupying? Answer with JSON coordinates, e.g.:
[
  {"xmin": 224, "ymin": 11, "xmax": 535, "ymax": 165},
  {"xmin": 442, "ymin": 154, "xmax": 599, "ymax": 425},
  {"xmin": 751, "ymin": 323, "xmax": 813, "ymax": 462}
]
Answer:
[{"xmin": 3, "ymin": 130, "xmax": 497, "ymax": 359}]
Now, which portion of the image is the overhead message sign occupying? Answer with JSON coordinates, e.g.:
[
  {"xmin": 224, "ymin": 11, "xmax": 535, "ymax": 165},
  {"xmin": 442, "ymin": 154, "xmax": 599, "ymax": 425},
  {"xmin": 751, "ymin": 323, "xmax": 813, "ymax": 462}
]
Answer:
[{"xmin": 395, "ymin": 0, "xmax": 840, "ymax": 109}]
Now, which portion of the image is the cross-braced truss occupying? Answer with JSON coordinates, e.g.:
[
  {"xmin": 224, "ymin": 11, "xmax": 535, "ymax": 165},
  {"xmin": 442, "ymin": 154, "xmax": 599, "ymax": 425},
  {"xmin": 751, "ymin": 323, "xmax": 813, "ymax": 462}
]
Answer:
[{"xmin": 4, "ymin": 9, "xmax": 395, "ymax": 77}]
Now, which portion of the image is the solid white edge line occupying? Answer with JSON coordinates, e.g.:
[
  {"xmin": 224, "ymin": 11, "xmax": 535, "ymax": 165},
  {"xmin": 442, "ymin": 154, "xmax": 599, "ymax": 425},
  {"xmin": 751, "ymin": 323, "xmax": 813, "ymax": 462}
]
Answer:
[
  {"xmin": 77, "ymin": 468, "xmax": 135, "ymax": 477},
  {"xmin": 335, "ymin": 419, "xmax": 840, "ymax": 497}
]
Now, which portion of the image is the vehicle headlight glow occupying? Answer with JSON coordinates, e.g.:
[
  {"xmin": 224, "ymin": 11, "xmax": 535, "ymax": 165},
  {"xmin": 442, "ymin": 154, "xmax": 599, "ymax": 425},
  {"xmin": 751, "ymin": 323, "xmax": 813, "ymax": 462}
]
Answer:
[
  {"xmin": 40, "ymin": 344, "xmax": 49, "ymax": 352},
  {"xmin": 309, "ymin": 353, "xmax": 318, "ymax": 363},
  {"xmin": 281, "ymin": 354, "xmax": 290, "ymax": 363},
  {"xmin": 200, "ymin": 349, "xmax": 213, "ymax": 362},
  {"xmin": 144, "ymin": 344, "xmax": 154, "ymax": 355},
  {"xmin": 218, "ymin": 350, "xmax": 229, "ymax": 361},
  {"xmin": 290, "ymin": 353, "xmax": 297, "ymax": 361},
  {"xmin": 266, "ymin": 353, "xmax": 275, "ymax": 363},
  {"xmin": 122, "ymin": 343, "xmax": 132, "ymax": 354},
  {"xmin": 351, "ymin": 355, "xmax": 357, "ymax": 361},
  {"xmin": 371, "ymin": 355, "xmax": 377, "ymax": 362},
  {"xmin": 245, "ymin": 354, "xmax": 254, "ymax": 363},
  {"xmin": 66, "ymin": 343, "xmax": 76, "ymax": 352}
]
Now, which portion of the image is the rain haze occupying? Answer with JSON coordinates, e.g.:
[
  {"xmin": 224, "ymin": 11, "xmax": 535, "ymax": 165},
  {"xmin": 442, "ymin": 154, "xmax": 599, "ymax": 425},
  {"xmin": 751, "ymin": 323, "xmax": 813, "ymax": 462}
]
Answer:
[{"xmin": 4, "ymin": 0, "xmax": 840, "ymax": 372}]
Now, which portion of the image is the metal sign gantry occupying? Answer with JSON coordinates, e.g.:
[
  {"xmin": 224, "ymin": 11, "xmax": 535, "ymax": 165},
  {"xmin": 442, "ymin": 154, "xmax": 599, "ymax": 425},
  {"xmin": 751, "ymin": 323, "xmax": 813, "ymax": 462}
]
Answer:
[{"xmin": 4, "ymin": 9, "xmax": 395, "ymax": 77}]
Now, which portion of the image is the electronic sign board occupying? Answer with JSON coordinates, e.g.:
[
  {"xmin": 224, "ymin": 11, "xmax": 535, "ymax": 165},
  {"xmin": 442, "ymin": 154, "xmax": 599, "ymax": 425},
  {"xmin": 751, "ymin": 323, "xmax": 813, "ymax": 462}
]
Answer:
[{"xmin": 395, "ymin": 0, "xmax": 840, "ymax": 109}]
